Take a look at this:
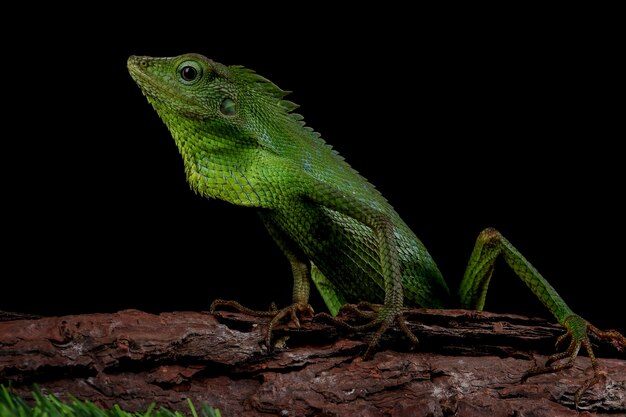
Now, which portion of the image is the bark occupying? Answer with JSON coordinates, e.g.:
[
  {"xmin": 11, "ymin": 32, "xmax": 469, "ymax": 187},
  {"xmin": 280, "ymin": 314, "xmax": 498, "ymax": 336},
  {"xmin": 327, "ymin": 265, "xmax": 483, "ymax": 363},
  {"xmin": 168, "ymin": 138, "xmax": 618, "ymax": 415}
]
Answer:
[{"xmin": 0, "ymin": 309, "xmax": 624, "ymax": 417}]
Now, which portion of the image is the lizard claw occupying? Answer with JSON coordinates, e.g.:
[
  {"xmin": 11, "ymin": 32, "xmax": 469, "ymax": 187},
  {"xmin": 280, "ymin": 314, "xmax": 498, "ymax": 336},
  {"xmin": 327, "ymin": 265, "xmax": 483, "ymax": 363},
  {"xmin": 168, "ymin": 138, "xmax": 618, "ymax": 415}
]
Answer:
[
  {"xmin": 316, "ymin": 304, "xmax": 419, "ymax": 358},
  {"xmin": 265, "ymin": 303, "xmax": 315, "ymax": 350},
  {"xmin": 362, "ymin": 306, "xmax": 419, "ymax": 358},
  {"xmin": 210, "ymin": 299, "xmax": 314, "ymax": 351},
  {"xmin": 521, "ymin": 314, "xmax": 626, "ymax": 406}
]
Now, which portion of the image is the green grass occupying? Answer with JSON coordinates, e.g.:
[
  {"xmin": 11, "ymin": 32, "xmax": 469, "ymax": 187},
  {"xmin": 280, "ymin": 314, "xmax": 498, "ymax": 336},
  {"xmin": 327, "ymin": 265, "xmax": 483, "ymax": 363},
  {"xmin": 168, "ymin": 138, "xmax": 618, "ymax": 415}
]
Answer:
[{"xmin": 0, "ymin": 386, "xmax": 221, "ymax": 417}]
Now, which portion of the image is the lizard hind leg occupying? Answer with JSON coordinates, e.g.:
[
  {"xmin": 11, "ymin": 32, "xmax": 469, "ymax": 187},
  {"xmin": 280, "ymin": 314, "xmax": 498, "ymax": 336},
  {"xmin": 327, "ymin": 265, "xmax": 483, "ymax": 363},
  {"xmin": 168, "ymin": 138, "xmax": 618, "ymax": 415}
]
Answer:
[
  {"xmin": 521, "ymin": 316, "xmax": 626, "ymax": 405},
  {"xmin": 459, "ymin": 227, "xmax": 626, "ymax": 404}
]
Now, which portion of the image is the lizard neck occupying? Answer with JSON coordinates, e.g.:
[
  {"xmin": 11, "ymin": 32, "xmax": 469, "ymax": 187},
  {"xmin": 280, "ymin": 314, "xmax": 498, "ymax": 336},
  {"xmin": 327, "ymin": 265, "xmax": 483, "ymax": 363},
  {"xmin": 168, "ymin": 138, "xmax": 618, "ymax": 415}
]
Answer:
[{"xmin": 164, "ymin": 116, "xmax": 265, "ymax": 207}]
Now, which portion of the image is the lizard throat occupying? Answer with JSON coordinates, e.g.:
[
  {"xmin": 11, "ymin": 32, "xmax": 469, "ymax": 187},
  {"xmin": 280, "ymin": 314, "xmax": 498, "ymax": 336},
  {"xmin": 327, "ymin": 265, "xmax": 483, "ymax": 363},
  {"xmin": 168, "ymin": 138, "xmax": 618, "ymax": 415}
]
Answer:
[{"xmin": 167, "ymin": 125, "xmax": 265, "ymax": 208}]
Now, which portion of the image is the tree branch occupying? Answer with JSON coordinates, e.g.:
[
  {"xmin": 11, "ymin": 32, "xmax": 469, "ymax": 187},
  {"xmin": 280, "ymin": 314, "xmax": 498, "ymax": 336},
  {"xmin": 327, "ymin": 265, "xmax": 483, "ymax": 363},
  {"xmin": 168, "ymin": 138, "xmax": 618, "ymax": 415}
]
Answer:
[{"xmin": 1, "ymin": 309, "xmax": 624, "ymax": 416}]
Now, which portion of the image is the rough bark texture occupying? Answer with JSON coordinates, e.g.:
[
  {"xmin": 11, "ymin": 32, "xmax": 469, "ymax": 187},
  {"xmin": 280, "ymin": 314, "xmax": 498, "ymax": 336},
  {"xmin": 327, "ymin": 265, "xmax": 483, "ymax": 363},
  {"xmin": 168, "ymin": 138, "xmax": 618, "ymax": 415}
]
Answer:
[{"xmin": 1, "ymin": 309, "xmax": 624, "ymax": 417}]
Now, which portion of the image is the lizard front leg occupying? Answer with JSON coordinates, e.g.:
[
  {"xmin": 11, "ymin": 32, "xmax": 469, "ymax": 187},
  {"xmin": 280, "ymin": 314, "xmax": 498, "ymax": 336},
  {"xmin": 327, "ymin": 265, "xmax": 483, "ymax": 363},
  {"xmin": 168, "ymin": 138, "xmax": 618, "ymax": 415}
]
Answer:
[
  {"xmin": 307, "ymin": 182, "xmax": 419, "ymax": 356},
  {"xmin": 459, "ymin": 227, "xmax": 626, "ymax": 404},
  {"xmin": 211, "ymin": 211, "xmax": 314, "ymax": 351}
]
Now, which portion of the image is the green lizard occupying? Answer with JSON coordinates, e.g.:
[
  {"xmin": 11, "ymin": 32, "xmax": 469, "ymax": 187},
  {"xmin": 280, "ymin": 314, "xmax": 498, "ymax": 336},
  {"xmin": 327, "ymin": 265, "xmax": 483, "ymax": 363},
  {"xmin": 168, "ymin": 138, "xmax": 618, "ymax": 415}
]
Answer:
[{"xmin": 127, "ymin": 53, "xmax": 625, "ymax": 402}]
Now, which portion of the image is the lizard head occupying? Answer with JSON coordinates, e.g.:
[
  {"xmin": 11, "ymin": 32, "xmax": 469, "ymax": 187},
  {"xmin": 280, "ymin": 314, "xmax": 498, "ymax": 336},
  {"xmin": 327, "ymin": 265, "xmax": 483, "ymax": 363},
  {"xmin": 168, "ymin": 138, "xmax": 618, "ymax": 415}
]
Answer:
[
  {"xmin": 127, "ymin": 53, "xmax": 313, "ymax": 202},
  {"xmin": 127, "ymin": 54, "xmax": 298, "ymax": 152}
]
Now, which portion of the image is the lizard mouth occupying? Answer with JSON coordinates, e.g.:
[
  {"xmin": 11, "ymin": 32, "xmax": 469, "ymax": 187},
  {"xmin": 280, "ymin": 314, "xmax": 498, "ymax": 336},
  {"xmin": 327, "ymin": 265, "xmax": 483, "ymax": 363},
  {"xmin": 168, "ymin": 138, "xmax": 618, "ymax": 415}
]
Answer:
[
  {"xmin": 127, "ymin": 56, "xmax": 202, "ymax": 114},
  {"xmin": 127, "ymin": 56, "xmax": 207, "ymax": 119},
  {"xmin": 127, "ymin": 56, "xmax": 178, "ymax": 101},
  {"xmin": 127, "ymin": 56, "xmax": 167, "ymax": 101}
]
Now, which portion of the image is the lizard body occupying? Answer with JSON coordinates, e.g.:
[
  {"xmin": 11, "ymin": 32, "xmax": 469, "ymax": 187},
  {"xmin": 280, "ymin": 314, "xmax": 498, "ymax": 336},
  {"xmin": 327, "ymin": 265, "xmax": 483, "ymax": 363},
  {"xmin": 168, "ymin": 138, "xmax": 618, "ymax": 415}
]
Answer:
[{"xmin": 128, "ymin": 53, "xmax": 624, "ymax": 403}]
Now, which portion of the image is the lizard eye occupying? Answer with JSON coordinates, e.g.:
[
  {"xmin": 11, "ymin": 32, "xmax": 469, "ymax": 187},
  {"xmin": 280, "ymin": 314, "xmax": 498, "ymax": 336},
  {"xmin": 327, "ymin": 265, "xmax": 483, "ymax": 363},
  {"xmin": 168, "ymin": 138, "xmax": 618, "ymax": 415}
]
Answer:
[
  {"xmin": 220, "ymin": 98, "xmax": 237, "ymax": 116},
  {"xmin": 181, "ymin": 66, "xmax": 198, "ymax": 81},
  {"xmin": 177, "ymin": 61, "xmax": 202, "ymax": 85}
]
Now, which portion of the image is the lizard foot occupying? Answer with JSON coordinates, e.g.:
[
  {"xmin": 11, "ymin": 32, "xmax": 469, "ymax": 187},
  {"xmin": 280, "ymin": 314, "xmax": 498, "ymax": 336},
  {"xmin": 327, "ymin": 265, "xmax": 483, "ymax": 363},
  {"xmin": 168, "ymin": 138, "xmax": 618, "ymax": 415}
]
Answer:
[
  {"xmin": 210, "ymin": 299, "xmax": 314, "ymax": 351},
  {"xmin": 521, "ymin": 314, "xmax": 626, "ymax": 405},
  {"xmin": 210, "ymin": 299, "xmax": 278, "ymax": 317},
  {"xmin": 316, "ymin": 303, "xmax": 419, "ymax": 358}
]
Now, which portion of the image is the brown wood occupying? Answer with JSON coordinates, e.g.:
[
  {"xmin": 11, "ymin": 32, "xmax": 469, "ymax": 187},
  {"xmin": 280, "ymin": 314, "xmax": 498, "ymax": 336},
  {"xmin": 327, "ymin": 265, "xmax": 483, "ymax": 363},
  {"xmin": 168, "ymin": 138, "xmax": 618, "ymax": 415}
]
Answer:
[{"xmin": 1, "ymin": 309, "xmax": 624, "ymax": 416}]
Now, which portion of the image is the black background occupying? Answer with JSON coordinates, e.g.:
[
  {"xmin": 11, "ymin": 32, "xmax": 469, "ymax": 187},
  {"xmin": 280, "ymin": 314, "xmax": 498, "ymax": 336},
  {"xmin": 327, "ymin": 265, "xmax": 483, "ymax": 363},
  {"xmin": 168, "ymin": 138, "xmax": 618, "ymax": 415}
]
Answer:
[{"xmin": 2, "ymin": 8, "xmax": 623, "ymax": 337}]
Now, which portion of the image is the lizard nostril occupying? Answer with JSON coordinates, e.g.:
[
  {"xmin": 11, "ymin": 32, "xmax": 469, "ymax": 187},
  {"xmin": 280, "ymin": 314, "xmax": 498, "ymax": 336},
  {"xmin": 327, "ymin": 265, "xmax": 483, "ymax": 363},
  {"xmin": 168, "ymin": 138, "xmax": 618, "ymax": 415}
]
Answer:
[{"xmin": 139, "ymin": 60, "xmax": 148, "ymax": 68}]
